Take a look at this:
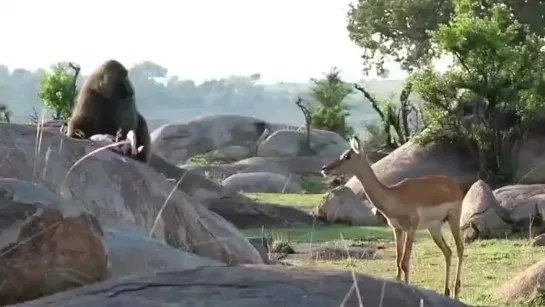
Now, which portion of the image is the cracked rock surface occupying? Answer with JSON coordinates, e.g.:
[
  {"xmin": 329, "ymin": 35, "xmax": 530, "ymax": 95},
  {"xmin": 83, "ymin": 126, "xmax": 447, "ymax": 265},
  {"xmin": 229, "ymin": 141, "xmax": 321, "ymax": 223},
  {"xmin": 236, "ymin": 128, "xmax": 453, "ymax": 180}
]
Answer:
[
  {"xmin": 16, "ymin": 265, "xmax": 468, "ymax": 307},
  {"xmin": 460, "ymin": 180, "xmax": 512, "ymax": 243}
]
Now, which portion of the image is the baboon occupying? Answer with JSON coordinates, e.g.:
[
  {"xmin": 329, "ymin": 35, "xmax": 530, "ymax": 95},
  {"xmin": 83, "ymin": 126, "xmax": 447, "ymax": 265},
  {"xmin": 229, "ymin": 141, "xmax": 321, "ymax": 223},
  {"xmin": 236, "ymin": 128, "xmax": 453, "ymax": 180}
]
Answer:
[{"xmin": 65, "ymin": 59, "xmax": 151, "ymax": 163}]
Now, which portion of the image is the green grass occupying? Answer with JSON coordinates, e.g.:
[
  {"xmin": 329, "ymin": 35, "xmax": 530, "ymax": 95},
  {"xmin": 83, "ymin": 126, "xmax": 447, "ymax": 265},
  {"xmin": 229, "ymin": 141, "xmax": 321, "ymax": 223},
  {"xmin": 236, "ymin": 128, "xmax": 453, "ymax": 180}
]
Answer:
[
  {"xmin": 245, "ymin": 224, "xmax": 545, "ymax": 306},
  {"xmin": 242, "ymin": 193, "xmax": 545, "ymax": 307},
  {"xmin": 299, "ymin": 175, "xmax": 330, "ymax": 193},
  {"xmin": 185, "ymin": 152, "xmax": 226, "ymax": 165},
  {"xmin": 243, "ymin": 225, "xmax": 402, "ymax": 243},
  {"xmin": 242, "ymin": 192, "xmax": 324, "ymax": 211}
]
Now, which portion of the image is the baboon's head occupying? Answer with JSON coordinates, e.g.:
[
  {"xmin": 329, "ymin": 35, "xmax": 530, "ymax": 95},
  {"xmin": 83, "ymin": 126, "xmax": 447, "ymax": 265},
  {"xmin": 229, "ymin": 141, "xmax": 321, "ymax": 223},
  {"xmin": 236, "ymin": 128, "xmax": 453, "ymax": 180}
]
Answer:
[{"xmin": 92, "ymin": 59, "xmax": 134, "ymax": 100}]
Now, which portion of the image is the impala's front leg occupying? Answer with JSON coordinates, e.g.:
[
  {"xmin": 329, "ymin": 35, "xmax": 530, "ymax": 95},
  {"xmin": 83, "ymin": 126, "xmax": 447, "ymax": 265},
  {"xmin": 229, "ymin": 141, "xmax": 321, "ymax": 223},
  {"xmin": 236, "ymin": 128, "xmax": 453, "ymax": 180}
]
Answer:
[
  {"xmin": 393, "ymin": 228, "xmax": 405, "ymax": 281},
  {"xmin": 401, "ymin": 228, "xmax": 416, "ymax": 284},
  {"xmin": 429, "ymin": 226, "xmax": 452, "ymax": 297}
]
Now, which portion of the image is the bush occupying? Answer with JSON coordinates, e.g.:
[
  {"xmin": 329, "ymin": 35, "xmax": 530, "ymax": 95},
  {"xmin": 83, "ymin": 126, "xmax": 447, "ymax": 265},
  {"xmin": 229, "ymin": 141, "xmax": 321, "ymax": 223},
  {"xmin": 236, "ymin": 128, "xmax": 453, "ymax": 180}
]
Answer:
[
  {"xmin": 37, "ymin": 62, "xmax": 80, "ymax": 120},
  {"xmin": 354, "ymin": 82, "xmax": 420, "ymax": 150},
  {"xmin": 410, "ymin": 0, "xmax": 545, "ymax": 182},
  {"xmin": 308, "ymin": 67, "xmax": 354, "ymax": 139}
]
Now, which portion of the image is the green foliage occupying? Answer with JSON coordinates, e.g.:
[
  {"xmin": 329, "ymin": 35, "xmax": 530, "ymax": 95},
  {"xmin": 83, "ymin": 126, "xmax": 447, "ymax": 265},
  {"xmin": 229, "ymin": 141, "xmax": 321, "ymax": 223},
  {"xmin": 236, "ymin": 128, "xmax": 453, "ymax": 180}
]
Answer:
[
  {"xmin": 269, "ymin": 231, "xmax": 295, "ymax": 254},
  {"xmin": 0, "ymin": 105, "xmax": 11, "ymax": 123},
  {"xmin": 383, "ymin": 100, "xmax": 404, "ymax": 143},
  {"xmin": 0, "ymin": 87, "xmax": 11, "ymax": 123},
  {"xmin": 410, "ymin": 0, "xmax": 545, "ymax": 180},
  {"xmin": 525, "ymin": 285, "xmax": 545, "ymax": 307},
  {"xmin": 347, "ymin": 0, "xmax": 453, "ymax": 73},
  {"xmin": 355, "ymin": 82, "xmax": 419, "ymax": 150},
  {"xmin": 308, "ymin": 67, "xmax": 354, "ymax": 139},
  {"xmin": 0, "ymin": 104, "xmax": 11, "ymax": 123},
  {"xmin": 37, "ymin": 63, "xmax": 78, "ymax": 120},
  {"xmin": 185, "ymin": 152, "xmax": 223, "ymax": 166},
  {"xmin": 347, "ymin": 0, "xmax": 545, "ymax": 73},
  {"xmin": 362, "ymin": 122, "xmax": 389, "ymax": 149},
  {"xmin": 299, "ymin": 175, "xmax": 329, "ymax": 194}
]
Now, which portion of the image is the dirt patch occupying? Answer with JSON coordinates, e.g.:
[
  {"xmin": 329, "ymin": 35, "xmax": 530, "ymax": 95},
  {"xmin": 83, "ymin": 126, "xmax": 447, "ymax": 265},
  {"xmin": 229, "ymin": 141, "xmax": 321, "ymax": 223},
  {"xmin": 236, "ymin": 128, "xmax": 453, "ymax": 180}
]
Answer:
[
  {"xmin": 310, "ymin": 246, "xmax": 380, "ymax": 261},
  {"xmin": 270, "ymin": 242, "xmax": 384, "ymax": 263}
]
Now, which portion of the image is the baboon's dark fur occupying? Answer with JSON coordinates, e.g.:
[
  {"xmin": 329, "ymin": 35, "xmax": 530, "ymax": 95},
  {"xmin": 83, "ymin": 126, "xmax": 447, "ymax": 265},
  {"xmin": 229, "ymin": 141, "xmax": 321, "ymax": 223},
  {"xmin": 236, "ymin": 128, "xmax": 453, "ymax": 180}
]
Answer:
[
  {"xmin": 66, "ymin": 59, "xmax": 151, "ymax": 163},
  {"xmin": 134, "ymin": 112, "xmax": 151, "ymax": 163}
]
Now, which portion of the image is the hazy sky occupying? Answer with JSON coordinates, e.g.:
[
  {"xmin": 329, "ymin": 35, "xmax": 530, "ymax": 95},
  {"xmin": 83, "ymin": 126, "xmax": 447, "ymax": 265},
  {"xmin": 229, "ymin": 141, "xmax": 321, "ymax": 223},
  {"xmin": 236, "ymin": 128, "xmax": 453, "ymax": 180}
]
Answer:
[{"xmin": 1, "ymin": 0, "xmax": 412, "ymax": 83}]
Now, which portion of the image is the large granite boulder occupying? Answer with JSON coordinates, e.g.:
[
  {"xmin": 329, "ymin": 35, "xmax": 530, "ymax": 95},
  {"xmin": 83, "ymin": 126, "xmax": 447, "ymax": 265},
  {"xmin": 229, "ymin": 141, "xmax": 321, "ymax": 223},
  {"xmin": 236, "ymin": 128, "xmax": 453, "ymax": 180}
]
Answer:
[
  {"xmin": 0, "ymin": 123, "xmax": 263, "ymax": 266},
  {"xmin": 16, "ymin": 265, "xmax": 469, "ymax": 307},
  {"xmin": 0, "ymin": 178, "xmax": 108, "ymax": 306}
]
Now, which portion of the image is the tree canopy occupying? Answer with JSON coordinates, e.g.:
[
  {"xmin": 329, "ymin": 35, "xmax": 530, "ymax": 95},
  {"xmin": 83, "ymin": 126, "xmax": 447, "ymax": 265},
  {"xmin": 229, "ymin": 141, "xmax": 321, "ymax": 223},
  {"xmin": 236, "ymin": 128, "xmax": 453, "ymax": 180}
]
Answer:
[
  {"xmin": 404, "ymin": 0, "xmax": 545, "ymax": 181},
  {"xmin": 347, "ymin": 0, "xmax": 545, "ymax": 73},
  {"xmin": 308, "ymin": 67, "xmax": 355, "ymax": 139}
]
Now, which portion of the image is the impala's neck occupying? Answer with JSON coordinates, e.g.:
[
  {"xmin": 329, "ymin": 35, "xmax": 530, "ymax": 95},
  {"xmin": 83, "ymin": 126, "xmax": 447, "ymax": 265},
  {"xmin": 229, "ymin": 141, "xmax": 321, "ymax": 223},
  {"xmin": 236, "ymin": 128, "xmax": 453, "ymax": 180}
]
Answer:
[{"xmin": 353, "ymin": 156, "xmax": 396, "ymax": 216}]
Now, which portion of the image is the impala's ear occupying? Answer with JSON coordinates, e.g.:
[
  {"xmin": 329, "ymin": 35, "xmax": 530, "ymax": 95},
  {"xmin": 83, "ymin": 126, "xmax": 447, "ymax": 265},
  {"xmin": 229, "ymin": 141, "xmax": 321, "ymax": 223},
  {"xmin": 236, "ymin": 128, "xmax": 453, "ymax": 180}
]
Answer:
[{"xmin": 349, "ymin": 136, "xmax": 361, "ymax": 154}]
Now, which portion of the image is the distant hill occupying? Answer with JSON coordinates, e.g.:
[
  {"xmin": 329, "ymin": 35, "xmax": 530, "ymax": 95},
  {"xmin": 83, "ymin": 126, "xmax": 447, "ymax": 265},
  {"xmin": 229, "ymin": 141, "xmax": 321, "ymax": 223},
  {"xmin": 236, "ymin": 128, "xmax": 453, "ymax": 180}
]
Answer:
[{"xmin": 0, "ymin": 63, "xmax": 413, "ymax": 137}]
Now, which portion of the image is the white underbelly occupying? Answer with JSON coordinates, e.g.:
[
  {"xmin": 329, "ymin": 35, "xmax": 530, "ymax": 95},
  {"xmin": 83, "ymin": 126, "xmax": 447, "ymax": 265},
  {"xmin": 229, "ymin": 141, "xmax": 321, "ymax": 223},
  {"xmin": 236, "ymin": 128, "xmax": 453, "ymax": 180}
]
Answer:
[{"xmin": 416, "ymin": 203, "xmax": 453, "ymax": 230}]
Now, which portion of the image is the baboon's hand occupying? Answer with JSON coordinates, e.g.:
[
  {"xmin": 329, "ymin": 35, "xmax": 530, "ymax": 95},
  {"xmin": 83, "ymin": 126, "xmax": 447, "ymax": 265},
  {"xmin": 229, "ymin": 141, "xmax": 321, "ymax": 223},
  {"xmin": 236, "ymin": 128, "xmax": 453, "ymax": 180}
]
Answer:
[
  {"xmin": 71, "ymin": 129, "xmax": 87, "ymax": 139},
  {"xmin": 73, "ymin": 129, "xmax": 95, "ymax": 146},
  {"xmin": 125, "ymin": 130, "xmax": 138, "ymax": 156},
  {"xmin": 59, "ymin": 123, "xmax": 68, "ymax": 135}
]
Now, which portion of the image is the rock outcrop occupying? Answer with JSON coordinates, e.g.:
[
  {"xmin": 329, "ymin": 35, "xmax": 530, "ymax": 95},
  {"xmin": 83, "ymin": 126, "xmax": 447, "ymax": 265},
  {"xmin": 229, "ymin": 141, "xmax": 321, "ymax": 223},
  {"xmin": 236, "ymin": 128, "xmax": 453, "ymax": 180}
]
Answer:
[
  {"xmin": 104, "ymin": 227, "xmax": 224, "ymax": 278},
  {"xmin": 495, "ymin": 259, "xmax": 545, "ymax": 302},
  {"xmin": 315, "ymin": 186, "xmax": 383, "ymax": 226},
  {"xmin": 0, "ymin": 178, "xmax": 109, "ymax": 306},
  {"xmin": 460, "ymin": 180, "xmax": 512, "ymax": 243},
  {"xmin": 0, "ymin": 123, "xmax": 264, "ymax": 266},
  {"xmin": 150, "ymin": 115, "xmax": 276, "ymax": 164},
  {"xmin": 151, "ymin": 115, "xmax": 347, "ymax": 164},
  {"xmin": 494, "ymin": 184, "xmax": 545, "ymax": 235},
  {"xmin": 256, "ymin": 129, "xmax": 347, "ymax": 158},
  {"xmin": 205, "ymin": 197, "xmax": 319, "ymax": 229},
  {"xmin": 16, "ymin": 265, "xmax": 469, "ymax": 307},
  {"xmin": 222, "ymin": 172, "xmax": 302, "ymax": 194}
]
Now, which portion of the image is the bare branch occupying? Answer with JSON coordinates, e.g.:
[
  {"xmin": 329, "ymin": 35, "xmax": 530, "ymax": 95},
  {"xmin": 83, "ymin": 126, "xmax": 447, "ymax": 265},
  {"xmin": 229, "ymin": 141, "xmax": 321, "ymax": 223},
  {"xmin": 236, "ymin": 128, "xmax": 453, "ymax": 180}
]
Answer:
[
  {"xmin": 67, "ymin": 62, "xmax": 81, "ymax": 112},
  {"xmin": 295, "ymin": 96, "xmax": 312, "ymax": 152},
  {"xmin": 399, "ymin": 82, "xmax": 412, "ymax": 139},
  {"xmin": 29, "ymin": 106, "xmax": 39, "ymax": 125},
  {"xmin": 353, "ymin": 83, "xmax": 386, "ymax": 120}
]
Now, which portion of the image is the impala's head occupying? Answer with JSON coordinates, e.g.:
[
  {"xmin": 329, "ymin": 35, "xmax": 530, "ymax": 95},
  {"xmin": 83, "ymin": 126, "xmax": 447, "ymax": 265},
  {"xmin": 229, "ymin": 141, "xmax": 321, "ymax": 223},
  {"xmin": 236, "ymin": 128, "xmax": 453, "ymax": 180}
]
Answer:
[{"xmin": 321, "ymin": 136, "xmax": 365, "ymax": 177}]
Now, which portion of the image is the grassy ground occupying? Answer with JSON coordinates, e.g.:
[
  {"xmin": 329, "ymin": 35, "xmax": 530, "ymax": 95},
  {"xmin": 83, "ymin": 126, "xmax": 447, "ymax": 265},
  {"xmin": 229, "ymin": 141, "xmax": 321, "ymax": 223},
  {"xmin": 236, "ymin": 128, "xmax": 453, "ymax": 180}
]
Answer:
[
  {"xmin": 243, "ymin": 192, "xmax": 324, "ymax": 212},
  {"xmin": 241, "ymin": 192, "xmax": 545, "ymax": 307}
]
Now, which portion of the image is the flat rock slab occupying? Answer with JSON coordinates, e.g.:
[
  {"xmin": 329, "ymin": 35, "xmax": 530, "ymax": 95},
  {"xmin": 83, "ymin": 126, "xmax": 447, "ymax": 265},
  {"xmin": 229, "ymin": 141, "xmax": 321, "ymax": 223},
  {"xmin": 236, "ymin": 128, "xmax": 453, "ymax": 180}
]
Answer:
[
  {"xmin": 16, "ymin": 265, "xmax": 468, "ymax": 307},
  {"xmin": 104, "ymin": 227, "xmax": 224, "ymax": 277}
]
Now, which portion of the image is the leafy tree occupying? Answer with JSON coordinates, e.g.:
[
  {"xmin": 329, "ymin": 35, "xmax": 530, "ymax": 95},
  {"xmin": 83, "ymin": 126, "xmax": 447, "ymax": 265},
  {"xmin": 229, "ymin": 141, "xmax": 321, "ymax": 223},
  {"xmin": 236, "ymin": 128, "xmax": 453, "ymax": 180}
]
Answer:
[
  {"xmin": 37, "ymin": 62, "xmax": 80, "ymax": 120},
  {"xmin": 308, "ymin": 67, "xmax": 354, "ymax": 139},
  {"xmin": 129, "ymin": 61, "xmax": 168, "ymax": 80},
  {"xmin": 410, "ymin": 0, "xmax": 545, "ymax": 181},
  {"xmin": 347, "ymin": 0, "xmax": 545, "ymax": 73}
]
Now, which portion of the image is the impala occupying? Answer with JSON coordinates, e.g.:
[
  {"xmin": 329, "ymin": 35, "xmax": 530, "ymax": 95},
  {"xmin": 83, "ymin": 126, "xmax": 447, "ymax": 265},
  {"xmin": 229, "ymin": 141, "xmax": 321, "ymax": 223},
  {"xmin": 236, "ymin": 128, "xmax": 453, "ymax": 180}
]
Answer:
[{"xmin": 320, "ymin": 136, "xmax": 465, "ymax": 299}]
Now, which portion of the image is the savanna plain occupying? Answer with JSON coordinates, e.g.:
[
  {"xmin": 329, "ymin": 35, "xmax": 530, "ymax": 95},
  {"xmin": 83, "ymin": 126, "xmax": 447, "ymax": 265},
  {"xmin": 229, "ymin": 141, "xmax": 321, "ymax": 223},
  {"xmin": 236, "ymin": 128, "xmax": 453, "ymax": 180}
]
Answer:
[{"xmin": 242, "ymin": 192, "xmax": 545, "ymax": 307}]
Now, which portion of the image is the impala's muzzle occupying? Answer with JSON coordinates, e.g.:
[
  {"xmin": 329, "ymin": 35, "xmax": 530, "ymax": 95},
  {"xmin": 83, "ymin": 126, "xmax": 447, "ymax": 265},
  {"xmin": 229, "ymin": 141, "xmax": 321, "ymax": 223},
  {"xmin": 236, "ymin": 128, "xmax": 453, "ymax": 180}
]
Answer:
[
  {"xmin": 320, "ymin": 167, "xmax": 329, "ymax": 177},
  {"xmin": 320, "ymin": 160, "xmax": 341, "ymax": 177}
]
